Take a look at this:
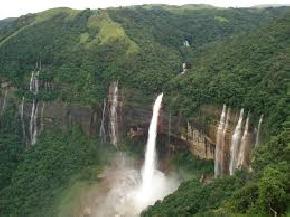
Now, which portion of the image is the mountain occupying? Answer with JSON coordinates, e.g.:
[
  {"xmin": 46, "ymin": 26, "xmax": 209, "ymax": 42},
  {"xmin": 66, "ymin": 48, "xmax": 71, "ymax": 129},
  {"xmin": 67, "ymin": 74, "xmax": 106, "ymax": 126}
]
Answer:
[
  {"xmin": 0, "ymin": 6, "xmax": 289, "ymax": 99},
  {"xmin": 170, "ymin": 8, "xmax": 290, "ymax": 133},
  {"xmin": 0, "ymin": 5, "xmax": 289, "ymax": 217},
  {"xmin": 143, "ymin": 9, "xmax": 290, "ymax": 217}
]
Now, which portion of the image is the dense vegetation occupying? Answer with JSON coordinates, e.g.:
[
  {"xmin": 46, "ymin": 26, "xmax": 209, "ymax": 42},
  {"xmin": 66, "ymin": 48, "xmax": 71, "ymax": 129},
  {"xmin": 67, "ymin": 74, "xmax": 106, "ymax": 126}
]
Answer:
[
  {"xmin": 141, "ymin": 7, "xmax": 290, "ymax": 217},
  {"xmin": 0, "ymin": 4, "xmax": 289, "ymax": 217},
  {"xmin": 0, "ymin": 126, "xmax": 110, "ymax": 216},
  {"xmin": 143, "ymin": 131, "xmax": 290, "ymax": 216},
  {"xmin": 0, "ymin": 95, "xmax": 112, "ymax": 216},
  {"xmin": 169, "ymin": 11, "xmax": 290, "ymax": 134}
]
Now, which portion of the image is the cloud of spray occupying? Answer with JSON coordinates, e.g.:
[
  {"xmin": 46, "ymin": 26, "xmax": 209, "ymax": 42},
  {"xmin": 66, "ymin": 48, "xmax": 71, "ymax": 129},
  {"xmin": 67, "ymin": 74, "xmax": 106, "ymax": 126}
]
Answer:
[{"xmin": 91, "ymin": 153, "xmax": 180, "ymax": 217}]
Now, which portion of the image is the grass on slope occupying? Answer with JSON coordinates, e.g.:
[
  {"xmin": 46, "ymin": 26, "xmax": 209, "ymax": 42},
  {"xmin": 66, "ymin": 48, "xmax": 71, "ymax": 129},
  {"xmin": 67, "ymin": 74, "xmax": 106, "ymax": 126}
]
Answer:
[
  {"xmin": 0, "ymin": 8, "xmax": 79, "ymax": 48},
  {"xmin": 87, "ymin": 11, "xmax": 139, "ymax": 54}
]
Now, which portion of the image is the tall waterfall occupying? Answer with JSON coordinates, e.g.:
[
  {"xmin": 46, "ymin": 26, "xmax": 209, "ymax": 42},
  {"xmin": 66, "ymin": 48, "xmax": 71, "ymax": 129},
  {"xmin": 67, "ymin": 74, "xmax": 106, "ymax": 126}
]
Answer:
[
  {"xmin": 99, "ymin": 98, "xmax": 107, "ymax": 143},
  {"xmin": 91, "ymin": 93, "xmax": 178, "ymax": 216},
  {"xmin": 29, "ymin": 71, "xmax": 39, "ymax": 146},
  {"xmin": 237, "ymin": 114, "xmax": 250, "ymax": 169},
  {"xmin": 229, "ymin": 108, "xmax": 244, "ymax": 175},
  {"xmin": 215, "ymin": 104, "xmax": 227, "ymax": 177},
  {"xmin": 255, "ymin": 115, "xmax": 263, "ymax": 147},
  {"xmin": 140, "ymin": 93, "xmax": 163, "ymax": 201},
  {"xmin": 109, "ymin": 81, "xmax": 118, "ymax": 147},
  {"xmin": 20, "ymin": 97, "xmax": 26, "ymax": 142},
  {"xmin": 221, "ymin": 107, "xmax": 230, "ymax": 175}
]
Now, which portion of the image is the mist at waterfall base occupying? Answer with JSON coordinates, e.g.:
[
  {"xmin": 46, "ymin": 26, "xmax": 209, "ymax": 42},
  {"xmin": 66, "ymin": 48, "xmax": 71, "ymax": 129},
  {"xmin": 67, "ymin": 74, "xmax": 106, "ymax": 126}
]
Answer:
[{"xmin": 94, "ymin": 93, "xmax": 180, "ymax": 217}]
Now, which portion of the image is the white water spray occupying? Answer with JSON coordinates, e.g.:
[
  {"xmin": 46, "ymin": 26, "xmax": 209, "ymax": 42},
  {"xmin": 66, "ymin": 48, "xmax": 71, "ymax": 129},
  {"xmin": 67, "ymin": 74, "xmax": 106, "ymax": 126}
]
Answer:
[
  {"xmin": 20, "ymin": 97, "xmax": 26, "ymax": 142},
  {"xmin": 237, "ymin": 113, "xmax": 250, "ymax": 168},
  {"xmin": 221, "ymin": 107, "xmax": 230, "ymax": 175},
  {"xmin": 181, "ymin": 63, "xmax": 187, "ymax": 74},
  {"xmin": 30, "ymin": 71, "xmax": 39, "ymax": 146},
  {"xmin": 215, "ymin": 104, "xmax": 227, "ymax": 177},
  {"xmin": 140, "ymin": 93, "xmax": 163, "ymax": 196},
  {"xmin": 109, "ymin": 81, "xmax": 118, "ymax": 147},
  {"xmin": 229, "ymin": 108, "xmax": 244, "ymax": 175},
  {"xmin": 255, "ymin": 115, "xmax": 263, "ymax": 147},
  {"xmin": 90, "ymin": 93, "xmax": 179, "ymax": 217}
]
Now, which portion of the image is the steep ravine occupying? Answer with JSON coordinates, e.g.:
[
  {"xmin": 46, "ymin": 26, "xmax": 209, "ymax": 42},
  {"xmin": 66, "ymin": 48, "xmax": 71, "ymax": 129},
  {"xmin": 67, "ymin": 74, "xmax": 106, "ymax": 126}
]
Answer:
[{"xmin": 0, "ymin": 80, "xmax": 258, "ymax": 161}]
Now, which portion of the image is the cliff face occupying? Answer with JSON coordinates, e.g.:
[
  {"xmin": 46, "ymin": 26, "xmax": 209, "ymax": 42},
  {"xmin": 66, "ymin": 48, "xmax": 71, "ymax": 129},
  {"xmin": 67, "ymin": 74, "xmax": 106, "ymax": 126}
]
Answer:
[{"xmin": 0, "ymin": 81, "xmax": 256, "ymax": 162}]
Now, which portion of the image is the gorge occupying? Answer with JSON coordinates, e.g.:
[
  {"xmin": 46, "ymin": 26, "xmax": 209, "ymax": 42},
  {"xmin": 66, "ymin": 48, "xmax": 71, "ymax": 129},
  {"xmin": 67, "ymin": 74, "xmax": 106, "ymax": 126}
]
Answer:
[{"xmin": 0, "ymin": 4, "xmax": 289, "ymax": 217}]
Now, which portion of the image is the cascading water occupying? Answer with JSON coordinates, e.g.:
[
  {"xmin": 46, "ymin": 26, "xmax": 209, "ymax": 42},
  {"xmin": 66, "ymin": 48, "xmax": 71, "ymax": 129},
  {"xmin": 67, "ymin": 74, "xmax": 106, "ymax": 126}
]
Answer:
[
  {"xmin": 133, "ymin": 92, "xmax": 179, "ymax": 214},
  {"xmin": 215, "ymin": 104, "xmax": 227, "ymax": 177},
  {"xmin": 181, "ymin": 63, "xmax": 186, "ymax": 74},
  {"xmin": 109, "ymin": 81, "xmax": 118, "ymax": 147},
  {"xmin": 30, "ymin": 71, "xmax": 39, "ymax": 146},
  {"xmin": 89, "ymin": 93, "xmax": 179, "ymax": 217},
  {"xmin": 229, "ymin": 108, "xmax": 244, "ymax": 175},
  {"xmin": 221, "ymin": 107, "xmax": 230, "ymax": 175},
  {"xmin": 255, "ymin": 115, "xmax": 263, "ymax": 147},
  {"xmin": 99, "ymin": 98, "xmax": 107, "ymax": 143},
  {"xmin": 237, "ymin": 113, "xmax": 250, "ymax": 169},
  {"xmin": 140, "ymin": 93, "xmax": 163, "ymax": 197},
  {"xmin": 20, "ymin": 96, "xmax": 26, "ymax": 142}
]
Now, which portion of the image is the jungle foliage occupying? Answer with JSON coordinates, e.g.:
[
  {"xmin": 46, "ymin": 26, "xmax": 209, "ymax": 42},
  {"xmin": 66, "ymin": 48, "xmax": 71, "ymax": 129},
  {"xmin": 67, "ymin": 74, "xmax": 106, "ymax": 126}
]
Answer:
[{"xmin": 0, "ymin": 5, "xmax": 289, "ymax": 217}]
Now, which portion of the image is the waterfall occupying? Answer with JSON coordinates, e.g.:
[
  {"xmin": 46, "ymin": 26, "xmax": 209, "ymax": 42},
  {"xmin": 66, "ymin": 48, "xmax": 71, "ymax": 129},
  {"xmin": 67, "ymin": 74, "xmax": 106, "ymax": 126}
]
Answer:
[
  {"xmin": 20, "ymin": 97, "xmax": 26, "ymax": 142},
  {"xmin": 31, "ymin": 102, "xmax": 39, "ymax": 146},
  {"xmin": 29, "ymin": 71, "xmax": 35, "ymax": 145},
  {"xmin": 215, "ymin": 104, "xmax": 227, "ymax": 177},
  {"xmin": 221, "ymin": 107, "xmax": 230, "ymax": 175},
  {"xmin": 181, "ymin": 63, "xmax": 186, "ymax": 74},
  {"xmin": 1, "ymin": 89, "xmax": 8, "ymax": 115},
  {"xmin": 109, "ymin": 81, "xmax": 118, "ymax": 147},
  {"xmin": 29, "ymin": 71, "xmax": 39, "ymax": 146},
  {"xmin": 140, "ymin": 93, "xmax": 163, "ymax": 200},
  {"xmin": 94, "ymin": 93, "xmax": 178, "ymax": 216},
  {"xmin": 237, "ymin": 113, "xmax": 250, "ymax": 169},
  {"xmin": 184, "ymin": 40, "xmax": 190, "ymax": 47},
  {"xmin": 229, "ymin": 108, "xmax": 244, "ymax": 175},
  {"xmin": 29, "ymin": 71, "xmax": 35, "ymax": 90},
  {"xmin": 255, "ymin": 115, "xmax": 263, "ymax": 147},
  {"xmin": 99, "ymin": 98, "xmax": 107, "ymax": 143}
]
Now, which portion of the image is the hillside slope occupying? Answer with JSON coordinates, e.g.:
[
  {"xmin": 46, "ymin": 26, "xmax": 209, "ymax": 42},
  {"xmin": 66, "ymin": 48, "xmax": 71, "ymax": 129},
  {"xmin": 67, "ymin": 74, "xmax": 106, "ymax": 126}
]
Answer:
[
  {"xmin": 0, "ymin": 5, "xmax": 289, "ymax": 217},
  {"xmin": 0, "ymin": 6, "xmax": 289, "ymax": 101},
  {"xmin": 143, "ymin": 11, "xmax": 290, "ymax": 217},
  {"xmin": 169, "ymin": 10, "xmax": 290, "ymax": 134}
]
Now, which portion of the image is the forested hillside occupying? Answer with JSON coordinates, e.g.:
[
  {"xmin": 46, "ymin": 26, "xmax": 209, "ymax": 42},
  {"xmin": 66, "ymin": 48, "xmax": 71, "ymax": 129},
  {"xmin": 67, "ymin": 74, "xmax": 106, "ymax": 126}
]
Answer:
[
  {"xmin": 0, "ymin": 5, "xmax": 289, "ymax": 217},
  {"xmin": 168, "ymin": 9, "xmax": 290, "ymax": 134},
  {"xmin": 143, "ymin": 8, "xmax": 290, "ymax": 217},
  {"xmin": 0, "ymin": 6, "xmax": 289, "ymax": 100}
]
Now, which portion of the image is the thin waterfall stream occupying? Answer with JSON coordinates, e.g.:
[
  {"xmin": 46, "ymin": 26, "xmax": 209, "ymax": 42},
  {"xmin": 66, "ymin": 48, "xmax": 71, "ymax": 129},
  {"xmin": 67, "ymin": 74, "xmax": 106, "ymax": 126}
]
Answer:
[{"xmin": 91, "ymin": 93, "xmax": 179, "ymax": 217}]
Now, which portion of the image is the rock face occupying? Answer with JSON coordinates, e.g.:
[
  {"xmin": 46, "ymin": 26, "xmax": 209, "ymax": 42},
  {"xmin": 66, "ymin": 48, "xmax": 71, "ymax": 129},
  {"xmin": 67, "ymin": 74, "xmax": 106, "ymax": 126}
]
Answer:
[
  {"xmin": 186, "ymin": 123, "xmax": 215, "ymax": 159},
  {"xmin": 0, "ymin": 81, "xmax": 256, "ymax": 166},
  {"xmin": 23, "ymin": 100, "xmax": 97, "ymax": 142},
  {"xmin": 0, "ymin": 81, "xmax": 215, "ymax": 157}
]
